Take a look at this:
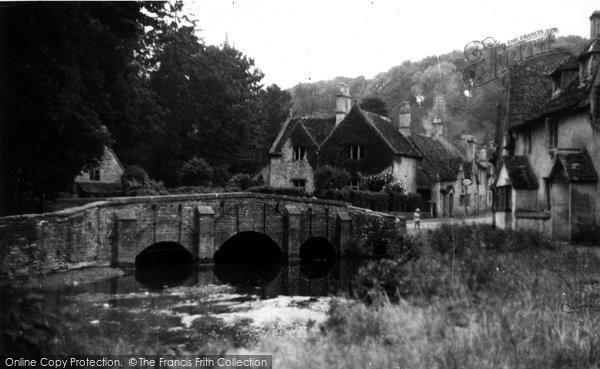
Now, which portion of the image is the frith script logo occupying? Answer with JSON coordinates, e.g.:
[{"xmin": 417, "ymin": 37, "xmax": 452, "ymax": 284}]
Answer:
[{"xmin": 463, "ymin": 28, "xmax": 567, "ymax": 87}]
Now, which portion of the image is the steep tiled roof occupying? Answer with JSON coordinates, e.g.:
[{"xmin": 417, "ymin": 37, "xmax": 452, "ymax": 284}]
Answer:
[
  {"xmin": 502, "ymin": 156, "xmax": 539, "ymax": 189},
  {"xmin": 301, "ymin": 116, "xmax": 336, "ymax": 144},
  {"xmin": 506, "ymin": 65, "xmax": 553, "ymax": 127},
  {"xmin": 410, "ymin": 134, "xmax": 464, "ymax": 184},
  {"xmin": 550, "ymin": 150, "xmax": 598, "ymax": 183},
  {"xmin": 360, "ymin": 109, "xmax": 421, "ymax": 157},
  {"xmin": 269, "ymin": 115, "xmax": 334, "ymax": 155},
  {"xmin": 507, "ymin": 40, "xmax": 600, "ymax": 128}
]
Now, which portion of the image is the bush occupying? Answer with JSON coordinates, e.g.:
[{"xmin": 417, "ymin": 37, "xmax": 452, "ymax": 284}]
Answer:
[
  {"xmin": 360, "ymin": 172, "xmax": 393, "ymax": 192},
  {"xmin": 178, "ymin": 157, "xmax": 213, "ymax": 186},
  {"xmin": 212, "ymin": 167, "xmax": 230, "ymax": 186},
  {"xmin": 314, "ymin": 166, "xmax": 351, "ymax": 191},
  {"xmin": 122, "ymin": 178, "xmax": 166, "ymax": 196},
  {"xmin": 247, "ymin": 185, "xmax": 307, "ymax": 197},
  {"xmin": 228, "ymin": 173, "xmax": 253, "ymax": 190},
  {"xmin": 317, "ymin": 189, "xmax": 424, "ymax": 212},
  {"xmin": 121, "ymin": 165, "xmax": 149, "ymax": 189}
]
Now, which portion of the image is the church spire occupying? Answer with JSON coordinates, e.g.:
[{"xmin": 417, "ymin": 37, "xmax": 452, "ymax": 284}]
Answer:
[{"xmin": 223, "ymin": 31, "xmax": 230, "ymax": 48}]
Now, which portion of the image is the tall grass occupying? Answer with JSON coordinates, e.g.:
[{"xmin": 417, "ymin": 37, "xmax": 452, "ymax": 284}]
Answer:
[{"xmin": 235, "ymin": 225, "xmax": 600, "ymax": 369}]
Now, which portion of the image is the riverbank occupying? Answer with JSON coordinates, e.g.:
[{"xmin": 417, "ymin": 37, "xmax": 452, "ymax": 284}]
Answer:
[
  {"xmin": 228, "ymin": 225, "xmax": 600, "ymax": 369},
  {"xmin": 3, "ymin": 224, "xmax": 600, "ymax": 369}
]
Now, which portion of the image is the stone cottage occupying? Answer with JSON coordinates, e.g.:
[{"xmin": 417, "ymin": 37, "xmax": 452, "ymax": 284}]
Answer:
[
  {"xmin": 403, "ymin": 103, "xmax": 494, "ymax": 217},
  {"xmin": 268, "ymin": 83, "xmax": 422, "ymax": 193},
  {"xmin": 73, "ymin": 146, "xmax": 124, "ymax": 197},
  {"xmin": 267, "ymin": 83, "xmax": 495, "ymax": 219},
  {"xmin": 494, "ymin": 10, "xmax": 600, "ymax": 243}
]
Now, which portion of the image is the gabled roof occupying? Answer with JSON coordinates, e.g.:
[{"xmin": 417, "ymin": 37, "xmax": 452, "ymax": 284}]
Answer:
[
  {"xmin": 409, "ymin": 134, "xmax": 463, "ymax": 184},
  {"xmin": 507, "ymin": 38, "xmax": 600, "ymax": 129},
  {"xmin": 319, "ymin": 105, "xmax": 421, "ymax": 158},
  {"xmin": 506, "ymin": 65, "xmax": 553, "ymax": 127},
  {"xmin": 549, "ymin": 150, "xmax": 598, "ymax": 183},
  {"xmin": 269, "ymin": 114, "xmax": 335, "ymax": 156},
  {"xmin": 359, "ymin": 108, "xmax": 420, "ymax": 157},
  {"xmin": 106, "ymin": 146, "xmax": 125, "ymax": 172},
  {"xmin": 302, "ymin": 116, "xmax": 336, "ymax": 144},
  {"xmin": 502, "ymin": 156, "xmax": 539, "ymax": 189}
]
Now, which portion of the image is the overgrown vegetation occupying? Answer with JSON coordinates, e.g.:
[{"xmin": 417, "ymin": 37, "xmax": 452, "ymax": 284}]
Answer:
[
  {"xmin": 3, "ymin": 225, "xmax": 600, "ymax": 368},
  {"xmin": 243, "ymin": 225, "xmax": 600, "ymax": 368}
]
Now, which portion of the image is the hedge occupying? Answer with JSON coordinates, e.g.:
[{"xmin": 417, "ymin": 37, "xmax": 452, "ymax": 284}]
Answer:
[
  {"xmin": 246, "ymin": 185, "xmax": 308, "ymax": 197},
  {"xmin": 317, "ymin": 189, "xmax": 426, "ymax": 212}
]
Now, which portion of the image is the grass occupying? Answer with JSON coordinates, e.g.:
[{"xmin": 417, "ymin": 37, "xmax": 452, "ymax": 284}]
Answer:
[{"xmin": 229, "ymin": 225, "xmax": 600, "ymax": 369}]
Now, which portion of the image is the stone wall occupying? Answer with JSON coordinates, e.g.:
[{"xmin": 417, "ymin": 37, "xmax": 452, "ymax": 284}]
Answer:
[
  {"xmin": 0, "ymin": 193, "xmax": 406, "ymax": 278},
  {"xmin": 268, "ymin": 139, "xmax": 315, "ymax": 193},
  {"xmin": 74, "ymin": 147, "xmax": 124, "ymax": 184}
]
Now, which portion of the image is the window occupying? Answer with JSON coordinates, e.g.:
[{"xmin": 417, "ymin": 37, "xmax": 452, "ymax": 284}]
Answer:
[
  {"xmin": 292, "ymin": 179, "xmax": 306, "ymax": 188},
  {"xmin": 348, "ymin": 180, "xmax": 360, "ymax": 190},
  {"xmin": 546, "ymin": 118, "xmax": 558, "ymax": 148},
  {"xmin": 349, "ymin": 145, "xmax": 365, "ymax": 160},
  {"xmin": 89, "ymin": 169, "xmax": 100, "ymax": 181},
  {"xmin": 523, "ymin": 130, "xmax": 532, "ymax": 154},
  {"xmin": 495, "ymin": 186, "xmax": 512, "ymax": 211},
  {"xmin": 460, "ymin": 193, "xmax": 471, "ymax": 207},
  {"xmin": 292, "ymin": 146, "xmax": 306, "ymax": 161}
]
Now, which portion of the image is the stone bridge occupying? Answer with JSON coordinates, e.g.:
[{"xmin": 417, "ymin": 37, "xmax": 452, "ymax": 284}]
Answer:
[{"xmin": 0, "ymin": 193, "xmax": 406, "ymax": 278}]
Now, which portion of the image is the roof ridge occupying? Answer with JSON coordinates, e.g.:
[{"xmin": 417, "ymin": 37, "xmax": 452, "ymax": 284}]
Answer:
[
  {"xmin": 357, "ymin": 107, "xmax": 399, "ymax": 154},
  {"xmin": 269, "ymin": 111, "xmax": 294, "ymax": 155}
]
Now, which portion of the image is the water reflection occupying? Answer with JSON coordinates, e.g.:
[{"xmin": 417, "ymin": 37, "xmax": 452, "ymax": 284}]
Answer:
[
  {"xmin": 134, "ymin": 265, "xmax": 195, "ymax": 291},
  {"xmin": 129, "ymin": 258, "xmax": 360, "ymax": 298}
]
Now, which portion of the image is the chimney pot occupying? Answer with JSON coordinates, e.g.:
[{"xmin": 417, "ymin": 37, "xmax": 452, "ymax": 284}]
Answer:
[
  {"xmin": 398, "ymin": 101, "xmax": 411, "ymax": 137},
  {"xmin": 335, "ymin": 83, "xmax": 351, "ymax": 125},
  {"xmin": 591, "ymin": 10, "xmax": 600, "ymax": 39},
  {"xmin": 432, "ymin": 116, "xmax": 444, "ymax": 136}
]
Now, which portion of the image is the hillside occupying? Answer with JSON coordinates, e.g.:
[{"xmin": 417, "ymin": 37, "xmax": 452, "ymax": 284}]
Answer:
[{"xmin": 288, "ymin": 36, "xmax": 589, "ymax": 145}]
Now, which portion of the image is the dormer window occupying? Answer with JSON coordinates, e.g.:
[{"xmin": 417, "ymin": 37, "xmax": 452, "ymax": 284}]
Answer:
[
  {"xmin": 551, "ymin": 74, "xmax": 560, "ymax": 95},
  {"xmin": 292, "ymin": 146, "xmax": 306, "ymax": 161},
  {"xmin": 349, "ymin": 145, "xmax": 365, "ymax": 160}
]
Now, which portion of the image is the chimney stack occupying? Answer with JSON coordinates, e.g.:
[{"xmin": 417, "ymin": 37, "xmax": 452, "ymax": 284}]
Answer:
[
  {"xmin": 476, "ymin": 147, "xmax": 488, "ymax": 162},
  {"xmin": 398, "ymin": 101, "xmax": 411, "ymax": 137},
  {"xmin": 335, "ymin": 83, "xmax": 351, "ymax": 125},
  {"xmin": 461, "ymin": 134, "xmax": 477, "ymax": 161},
  {"xmin": 431, "ymin": 116, "xmax": 444, "ymax": 137},
  {"xmin": 591, "ymin": 11, "xmax": 600, "ymax": 39}
]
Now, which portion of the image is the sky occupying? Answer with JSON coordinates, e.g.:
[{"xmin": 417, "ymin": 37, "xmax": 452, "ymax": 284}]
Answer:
[{"xmin": 185, "ymin": 0, "xmax": 597, "ymax": 89}]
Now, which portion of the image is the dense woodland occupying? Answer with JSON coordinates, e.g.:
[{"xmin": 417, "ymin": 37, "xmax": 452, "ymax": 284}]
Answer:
[
  {"xmin": 290, "ymin": 36, "xmax": 589, "ymax": 144},
  {"xmin": 0, "ymin": 2, "xmax": 292, "ymax": 210},
  {"xmin": 0, "ymin": 1, "xmax": 589, "ymax": 212}
]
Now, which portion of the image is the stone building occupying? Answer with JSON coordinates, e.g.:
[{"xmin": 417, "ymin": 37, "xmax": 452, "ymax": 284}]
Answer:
[
  {"xmin": 406, "ymin": 105, "xmax": 494, "ymax": 217},
  {"xmin": 73, "ymin": 146, "xmax": 124, "ymax": 197},
  {"xmin": 268, "ymin": 84, "xmax": 494, "ymax": 218},
  {"xmin": 268, "ymin": 83, "xmax": 422, "ymax": 193},
  {"xmin": 494, "ymin": 11, "xmax": 600, "ymax": 243}
]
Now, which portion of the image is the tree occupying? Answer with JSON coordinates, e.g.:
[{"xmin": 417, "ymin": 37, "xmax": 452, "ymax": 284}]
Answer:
[
  {"xmin": 178, "ymin": 157, "xmax": 213, "ymax": 186},
  {"xmin": 314, "ymin": 166, "xmax": 351, "ymax": 192},
  {"xmin": 253, "ymin": 84, "xmax": 292, "ymax": 164},
  {"xmin": 359, "ymin": 97, "xmax": 389, "ymax": 117},
  {"xmin": 0, "ymin": 2, "xmax": 162, "ymax": 211}
]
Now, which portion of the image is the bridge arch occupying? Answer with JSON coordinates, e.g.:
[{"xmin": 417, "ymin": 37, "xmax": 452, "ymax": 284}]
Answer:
[
  {"xmin": 135, "ymin": 241, "xmax": 194, "ymax": 267},
  {"xmin": 300, "ymin": 236, "xmax": 336, "ymax": 262},
  {"xmin": 214, "ymin": 231, "xmax": 283, "ymax": 264}
]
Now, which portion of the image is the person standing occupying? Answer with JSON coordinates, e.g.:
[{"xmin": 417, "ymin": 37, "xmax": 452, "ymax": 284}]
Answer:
[{"xmin": 413, "ymin": 208, "xmax": 421, "ymax": 229}]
